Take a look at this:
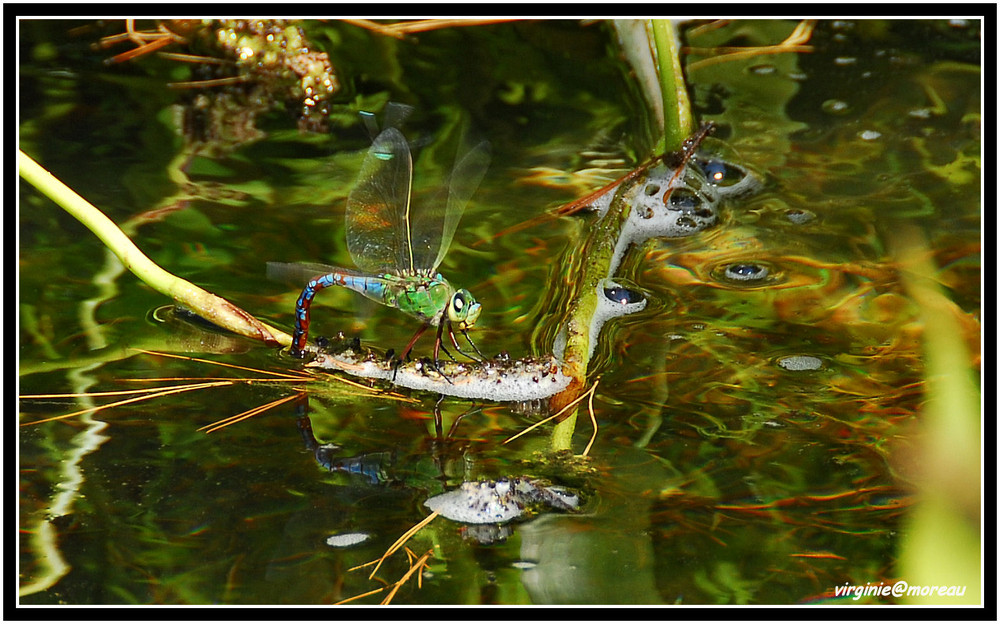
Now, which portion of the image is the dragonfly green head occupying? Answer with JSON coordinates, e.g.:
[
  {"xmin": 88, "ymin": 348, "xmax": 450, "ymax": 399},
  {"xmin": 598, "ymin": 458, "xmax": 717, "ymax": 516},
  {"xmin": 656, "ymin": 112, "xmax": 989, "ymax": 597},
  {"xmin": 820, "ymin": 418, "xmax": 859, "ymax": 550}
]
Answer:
[{"xmin": 447, "ymin": 289, "xmax": 481, "ymax": 329}]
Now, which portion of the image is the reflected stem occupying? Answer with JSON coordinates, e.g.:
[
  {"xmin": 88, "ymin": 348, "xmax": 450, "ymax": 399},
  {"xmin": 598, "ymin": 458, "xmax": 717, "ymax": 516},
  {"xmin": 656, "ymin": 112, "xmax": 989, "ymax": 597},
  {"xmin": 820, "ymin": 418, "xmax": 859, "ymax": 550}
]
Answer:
[{"xmin": 18, "ymin": 150, "xmax": 291, "ymax": 348}]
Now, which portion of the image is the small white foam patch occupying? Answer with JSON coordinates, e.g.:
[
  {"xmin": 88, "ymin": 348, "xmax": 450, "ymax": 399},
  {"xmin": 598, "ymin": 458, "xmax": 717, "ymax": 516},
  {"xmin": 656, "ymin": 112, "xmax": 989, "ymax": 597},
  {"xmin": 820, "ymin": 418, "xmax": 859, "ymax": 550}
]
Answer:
[
  {"xmin": 777, "ymin": 355, "xmax": 823, "ymax": 371},
  {"xmin": 552, "ymin": 326, "xmax": 567, "ymax": 361},
  {"xmin": 608, "ymin": 163, "xmax": 722, "ymax": 275},
  {"xmin": 325, "ymin": 532, "xmax": 370, "ymax": 547},
  {"xmin": 587, "ymin": 182, "xmax": 621, "ymax": 216},
  {"xmin": 586, "ymin": 278, "xmax": 647, "ymax": 362},
  {"xmin": 552, "ymin": 281, "xmax": 649, "ymax": 363},
  {"xmin": 594, "ymin": 159, "xmax": 762, "ymax": 277},
  {"xmin": 713, "ymin": 168, "xmax": 762, "ymax": 199},
  {"xmin": 307, "ymin": 352, "xmax": 571, "ymax": 402}
]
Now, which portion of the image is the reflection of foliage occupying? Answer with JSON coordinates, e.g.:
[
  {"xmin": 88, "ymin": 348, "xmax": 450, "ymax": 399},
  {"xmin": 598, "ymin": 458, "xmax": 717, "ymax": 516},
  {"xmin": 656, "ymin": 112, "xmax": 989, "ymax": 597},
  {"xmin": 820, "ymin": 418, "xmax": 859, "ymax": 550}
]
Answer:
[
  {"xmin": 685, "ymin": 20, "xmax": 810, "ymax": 170},
  {"xmin": 99, "ymin": 19, "xmax": 339, "ymax": 144}
]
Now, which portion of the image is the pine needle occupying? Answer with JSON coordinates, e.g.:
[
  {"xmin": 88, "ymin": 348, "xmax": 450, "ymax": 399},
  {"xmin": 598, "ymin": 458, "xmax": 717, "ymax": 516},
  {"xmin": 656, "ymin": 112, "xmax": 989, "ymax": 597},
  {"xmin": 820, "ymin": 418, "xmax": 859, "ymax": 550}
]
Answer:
[
  {"xmin": 198, "ymin": 393, "xmax": 305, "ymax": 433},
  {"xmin": 369, "ymin": 511, "xmax": 439, "ymax": 580},
  {"xmin": 380, "ymin": 548, "xmax": 434, "ymax": 605},
  {"xmin": 581, "ymin": 378, "xmax": 601, "ymax": 457},
  {"xmin": 503, "ymin": 376, "xmax": 601, "ymax": 448},
  {"xmin": 19, "ymin": 381, "xmax": 234, "ymax": 426}
]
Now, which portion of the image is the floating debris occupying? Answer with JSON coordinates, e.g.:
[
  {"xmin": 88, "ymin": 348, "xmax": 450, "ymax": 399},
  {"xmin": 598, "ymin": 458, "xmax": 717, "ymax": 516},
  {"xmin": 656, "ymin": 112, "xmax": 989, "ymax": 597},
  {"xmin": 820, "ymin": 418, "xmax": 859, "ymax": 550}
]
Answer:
[
  {"xmin": 326, "ymin": 532, "xmax": 370, "ymax": 548},
  {"xmin": 784, "ymin": 208, "xmax": 817, "ymax": 224},
  {"xmin": 589, "ymin": 152, "xmax": 761, "ymax": 278},
  {"xmin": 777, "ymin": 355, "xmax": 824, "ymax": 371},
  {"xmin": 424, "ymin": 477, "xmax": 580, "ymax": 524},
  {"xmin": 306, "ymin": 342, "xmax": 572, "ymax": 402}
]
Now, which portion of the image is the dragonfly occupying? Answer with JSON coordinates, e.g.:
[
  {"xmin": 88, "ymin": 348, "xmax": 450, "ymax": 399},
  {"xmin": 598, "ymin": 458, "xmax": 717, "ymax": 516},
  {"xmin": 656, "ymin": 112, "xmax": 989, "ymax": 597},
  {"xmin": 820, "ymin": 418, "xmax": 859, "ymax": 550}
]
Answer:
[{"xmin": 268, "ymin": 115, "xmax": 491, "ymax": 367}]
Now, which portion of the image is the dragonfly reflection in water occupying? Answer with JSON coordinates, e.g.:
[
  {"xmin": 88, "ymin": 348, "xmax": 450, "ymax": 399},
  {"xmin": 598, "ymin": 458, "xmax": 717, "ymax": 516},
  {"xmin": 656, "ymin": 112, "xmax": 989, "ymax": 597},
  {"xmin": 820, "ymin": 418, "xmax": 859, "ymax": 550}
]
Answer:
[{"xmin": 269, "ymin": 110, "xmax": 491, "ymax": 368}]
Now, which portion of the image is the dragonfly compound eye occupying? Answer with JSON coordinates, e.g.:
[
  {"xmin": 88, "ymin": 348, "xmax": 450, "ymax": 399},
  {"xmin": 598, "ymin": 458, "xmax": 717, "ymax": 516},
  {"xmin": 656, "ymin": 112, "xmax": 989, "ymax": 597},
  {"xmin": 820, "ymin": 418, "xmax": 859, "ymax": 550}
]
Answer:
[{"xmin": 449, "ymin": 290, "xmax": 481, "ymax": 327}]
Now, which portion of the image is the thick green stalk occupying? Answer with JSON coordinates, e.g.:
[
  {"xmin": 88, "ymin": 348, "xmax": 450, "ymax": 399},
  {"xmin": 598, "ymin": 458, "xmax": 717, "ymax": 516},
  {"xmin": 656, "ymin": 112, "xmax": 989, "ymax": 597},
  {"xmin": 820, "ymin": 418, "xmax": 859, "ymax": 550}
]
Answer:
[
  {"xmin": 651, "ymin": 19, "xmax": 695, "ymax": 152},
  {"xmin": 549, "ymin": 21, "xmax": 693, "ymax": 451},
  {"xmin": 549, "ymin": 172, "xmax": 645, "ymax": 450},
  {"xmin": 19, "ymin": 150, "xmax": 290, "ymax": 347}
]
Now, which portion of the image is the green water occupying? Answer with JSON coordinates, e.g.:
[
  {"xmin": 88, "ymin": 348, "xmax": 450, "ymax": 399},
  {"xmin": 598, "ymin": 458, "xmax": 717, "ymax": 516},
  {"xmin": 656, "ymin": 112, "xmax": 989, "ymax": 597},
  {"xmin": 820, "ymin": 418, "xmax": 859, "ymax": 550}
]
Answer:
[{"xmin": 18, "ymin": 19, "xmax": 981, "ymax": 606}]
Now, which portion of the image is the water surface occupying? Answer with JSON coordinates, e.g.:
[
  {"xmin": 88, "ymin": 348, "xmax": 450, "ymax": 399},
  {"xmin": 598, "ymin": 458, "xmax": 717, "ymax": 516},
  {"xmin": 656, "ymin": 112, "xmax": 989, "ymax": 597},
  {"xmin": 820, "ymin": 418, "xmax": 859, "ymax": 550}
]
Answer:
[{"xmin": 18, "ymin": 19, "xmax": 981, "ymax": 606}]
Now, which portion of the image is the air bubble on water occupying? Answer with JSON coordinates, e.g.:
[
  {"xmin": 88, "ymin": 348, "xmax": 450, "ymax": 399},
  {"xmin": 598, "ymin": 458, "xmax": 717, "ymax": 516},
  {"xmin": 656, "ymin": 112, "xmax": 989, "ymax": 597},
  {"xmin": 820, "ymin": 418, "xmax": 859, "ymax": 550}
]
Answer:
[
  {"xmin": 723, "ymin": 262, "xmax": 769, "ymax": 282},
  {"xmin": 749, "ymin": 64, "xmax": 777, "ymax": 75},
  {"xmin": 821, "ymin": 99, "xmax": 851, "ymax": 115}
]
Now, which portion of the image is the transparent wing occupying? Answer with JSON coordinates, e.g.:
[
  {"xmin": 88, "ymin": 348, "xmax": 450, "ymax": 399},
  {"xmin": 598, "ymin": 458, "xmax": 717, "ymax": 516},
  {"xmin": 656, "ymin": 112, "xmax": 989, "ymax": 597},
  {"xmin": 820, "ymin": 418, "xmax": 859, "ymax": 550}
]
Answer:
[
  {"xmin": 409, "ymin": 140, "xmax": 491, "ymax": 272},
  {"xmin": 360, "ymin": 102, "xmax": 413, "ymax": 141},
  {"xmin": 266, "ymin": 261, "xmax": 349, "ymax": 285},
  {"xmin": 345, "ymin": 127, "xmax": 413, "ymax": 274}
]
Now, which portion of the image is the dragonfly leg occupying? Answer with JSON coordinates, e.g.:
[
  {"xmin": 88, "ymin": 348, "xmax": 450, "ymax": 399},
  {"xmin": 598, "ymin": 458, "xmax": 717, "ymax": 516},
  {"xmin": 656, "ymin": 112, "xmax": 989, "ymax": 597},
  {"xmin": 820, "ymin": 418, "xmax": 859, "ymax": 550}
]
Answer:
[
  {"xmin": 389, "ymin": 350, "xmax": 402, "ymax": 384},
  {"xmin": 447, "ymin": 403, "xmax": 478, "ymax": 439},
  {"xmin": 431, "ymin": 396, "xmax": 477, "ymax": 440},
  {"xmin": 429, "ymin": 324, "xmax": 455, "ymax": 385},
  {"xmin": 391, "ymin": 325, "xmax": 455, "ymax": 385},
  {"xmin": 433, "ymin": 394, "xmax": 445, "ymax": 438},
  {"xmin": 462, "ymin": 329, "xmax": 488, "ymax": 361},
  {"xmin": 399, "ymin": 324, "xmax": 429, "ymax": 362},
  {"xmin": 433, "ymin": 323, "xmax": 442, "ymax": 361},
  {"xmin": 447, "ymin": 325, "xmax": 485, "ymax": 363},
  {"xmin": 438, "ymin": 341, "xmax": 458, "ymax": 362}
]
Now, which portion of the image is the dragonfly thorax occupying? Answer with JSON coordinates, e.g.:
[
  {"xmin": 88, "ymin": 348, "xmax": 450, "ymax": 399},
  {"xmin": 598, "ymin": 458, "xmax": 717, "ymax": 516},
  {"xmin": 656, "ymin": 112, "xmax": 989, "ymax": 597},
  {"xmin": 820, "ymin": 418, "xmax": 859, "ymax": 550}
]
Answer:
[{"xmin": 378, "ymin": 274, "xmax": 455, "ymax": 327}]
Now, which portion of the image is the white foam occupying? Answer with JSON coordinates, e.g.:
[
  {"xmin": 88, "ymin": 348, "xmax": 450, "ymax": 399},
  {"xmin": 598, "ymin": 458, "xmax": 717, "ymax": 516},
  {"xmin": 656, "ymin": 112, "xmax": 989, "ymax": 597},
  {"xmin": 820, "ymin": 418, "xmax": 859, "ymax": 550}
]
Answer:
[
  {"xmin": 586, "ymin": 278, "xmax": 647, "ymax": 362},
  {"xmin": 325, "ymin": 532, "xmax": 370, "ymax": 548},
  {"xmin": 306, "ymin": 350, "xmax": 571, "ymax": 402},
  {"xmin": 424, "ymin": 478, "xmax": 580, "ymax": 524}
]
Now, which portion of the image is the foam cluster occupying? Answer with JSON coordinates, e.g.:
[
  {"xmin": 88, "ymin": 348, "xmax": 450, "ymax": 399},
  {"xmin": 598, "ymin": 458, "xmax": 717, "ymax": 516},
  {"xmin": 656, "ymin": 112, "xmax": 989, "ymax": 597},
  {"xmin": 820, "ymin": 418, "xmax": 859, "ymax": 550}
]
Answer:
[
  {"xmin": 553, "ymin": 278, "xmax": 648, "ymax": 362},
  {"xmin": 306, "ymin": 345, "xmax": 571, "ymax": 402},
  {"xmin": 424, "ymin": 477, "xmax": 580, "ymax": 524},
  {"xmin": 598, "ymin": 156, "xmax": 761, "ymax": 276}
]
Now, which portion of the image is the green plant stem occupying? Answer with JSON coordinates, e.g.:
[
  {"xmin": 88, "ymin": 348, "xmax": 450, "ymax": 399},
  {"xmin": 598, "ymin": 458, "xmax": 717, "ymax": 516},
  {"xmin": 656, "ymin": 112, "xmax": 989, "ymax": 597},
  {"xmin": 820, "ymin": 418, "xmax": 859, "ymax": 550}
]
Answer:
[
  {"xmin": 549, "ymin": 170, "xmax": 646, "ymax": 451},
  {"xmin": 19, "ymin": 150, "xmax": 291, "ymax": 347},
  {"xmin": 651, "ymin": 19, "xmax": 695, "ymax": 151},
  {"xmin": 549, "ymin": 21, "xmax": 693, "ymax": 452}
]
